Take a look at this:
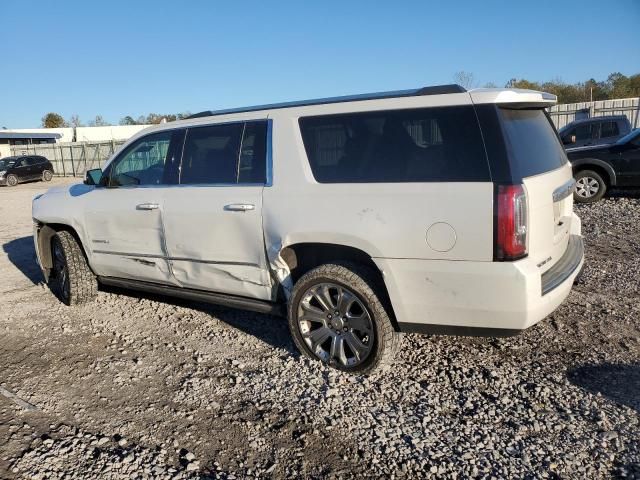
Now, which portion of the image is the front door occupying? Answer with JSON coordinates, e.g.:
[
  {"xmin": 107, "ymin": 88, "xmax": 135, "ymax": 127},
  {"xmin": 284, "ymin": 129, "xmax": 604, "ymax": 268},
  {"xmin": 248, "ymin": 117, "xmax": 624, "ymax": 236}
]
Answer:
[
  {"xmin": 161, "ymin": 120, "xmax": 272, "ymax": 300},
  {"xmin": 83, "ymin": 129, "xmax": 185, "ymax": 284}
]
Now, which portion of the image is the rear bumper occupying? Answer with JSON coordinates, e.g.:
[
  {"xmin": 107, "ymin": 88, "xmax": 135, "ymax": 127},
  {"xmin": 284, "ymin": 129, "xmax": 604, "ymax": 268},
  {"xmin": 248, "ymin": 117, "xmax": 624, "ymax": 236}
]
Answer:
[{"xmin": 375, "ymin": 227, "xmax": 584, "ymax": 336}]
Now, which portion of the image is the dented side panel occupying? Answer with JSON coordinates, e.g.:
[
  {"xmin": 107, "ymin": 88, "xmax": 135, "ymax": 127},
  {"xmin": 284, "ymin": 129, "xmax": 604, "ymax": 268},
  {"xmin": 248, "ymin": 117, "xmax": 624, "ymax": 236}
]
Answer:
[
  {"xmin": 161, "ymin": 186, "xmax": 272, "ymax": 299},
  {"xmin": 82, "ymin": 187, "xmax": 177, "ymax": 284}
]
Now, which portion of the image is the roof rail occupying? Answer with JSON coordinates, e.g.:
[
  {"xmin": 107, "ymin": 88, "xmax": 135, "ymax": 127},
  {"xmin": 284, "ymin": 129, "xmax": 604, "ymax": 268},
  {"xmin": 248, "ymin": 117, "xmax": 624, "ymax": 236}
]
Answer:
[{"xmin": 187, "ymin": 84, "xmax": 466, "ymax": 119}]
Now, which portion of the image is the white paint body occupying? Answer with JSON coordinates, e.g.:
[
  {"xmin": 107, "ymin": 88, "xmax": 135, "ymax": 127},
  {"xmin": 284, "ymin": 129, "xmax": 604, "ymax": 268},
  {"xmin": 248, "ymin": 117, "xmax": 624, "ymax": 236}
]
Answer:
[{"xmin": 32, "ymin": 88, "xmax": 583, "ymax": 333}]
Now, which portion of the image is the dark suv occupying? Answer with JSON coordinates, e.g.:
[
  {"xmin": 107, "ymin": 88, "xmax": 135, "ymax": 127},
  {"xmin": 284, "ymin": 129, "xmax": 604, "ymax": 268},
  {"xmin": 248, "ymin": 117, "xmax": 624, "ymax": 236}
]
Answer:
[
  {"xmin": 0, "ymin": 155, "xmax": 54, "ymax": 186},
  {"xmin": 569, "ymin": 128, "xmax": 640, "ymax": 203},
  {"xmin": 559, "ymin": 115, "xmax": 631, "ymax": 149}
]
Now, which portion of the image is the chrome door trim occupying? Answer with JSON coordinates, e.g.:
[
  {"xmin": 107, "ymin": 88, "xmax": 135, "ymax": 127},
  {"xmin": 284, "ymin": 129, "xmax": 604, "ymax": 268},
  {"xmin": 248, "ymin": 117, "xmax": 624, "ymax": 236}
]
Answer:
[{"xmin": 91, "ymin": 249, "xmax": 259, "ymax": 268}]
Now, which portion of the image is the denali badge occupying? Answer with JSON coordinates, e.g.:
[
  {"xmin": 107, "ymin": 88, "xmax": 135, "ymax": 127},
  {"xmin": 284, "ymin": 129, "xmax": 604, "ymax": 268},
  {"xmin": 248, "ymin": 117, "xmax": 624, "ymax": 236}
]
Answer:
[{"xmin": 537, "ymin": 256, "xmax": 552, "ymax": 268}]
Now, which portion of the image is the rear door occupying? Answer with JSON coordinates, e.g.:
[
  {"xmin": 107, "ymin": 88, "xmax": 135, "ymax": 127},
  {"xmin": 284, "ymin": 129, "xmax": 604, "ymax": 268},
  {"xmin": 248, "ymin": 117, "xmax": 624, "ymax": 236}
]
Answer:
[
  {"xmin": 161, "ymin": 120, "xmax": 272, "ymax": 300},
  {"xmin": 496, "ymin": 107, "xmax": 574, "ymax": 271}
]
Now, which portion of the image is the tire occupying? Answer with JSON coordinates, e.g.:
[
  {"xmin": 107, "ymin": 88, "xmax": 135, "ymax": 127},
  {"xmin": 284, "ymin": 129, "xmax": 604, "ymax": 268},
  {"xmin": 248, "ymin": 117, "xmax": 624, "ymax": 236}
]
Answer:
[
  {"xmin": 42, "ymin": 170, "xmax": 53, "ymax": 182},
  {"xmin": 49, "ymin": 230, "xmax": 98, "ymax": 306},
  {"xmin": 6, "ymin": 174, "xmax": 18, "ymax": 187},
  {"xmin": 288, "ymin": 262, "xmax": 400, "ymax": 374},
  {"xmin": 574, "ymin": 169, "xmax": 606, "ymax": 203}
]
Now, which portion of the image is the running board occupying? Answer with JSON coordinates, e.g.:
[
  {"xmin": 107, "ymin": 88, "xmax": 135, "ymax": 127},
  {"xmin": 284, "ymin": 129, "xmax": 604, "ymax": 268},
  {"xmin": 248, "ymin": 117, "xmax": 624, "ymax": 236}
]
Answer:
[{"xmin": 98, "ymin": 276, "xmax": 285, "ymax": 316}]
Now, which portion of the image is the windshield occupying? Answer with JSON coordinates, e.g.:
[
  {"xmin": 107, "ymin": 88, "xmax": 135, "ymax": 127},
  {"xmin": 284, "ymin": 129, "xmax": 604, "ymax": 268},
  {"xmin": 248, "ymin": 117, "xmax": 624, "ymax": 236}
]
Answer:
[
  {"xmin": 0, "ymin": 158, "xmax": 16, "ymax": 169},
  {"xmin": 616, "ymin": 128, "xmax": 640, "ymax": 145}
]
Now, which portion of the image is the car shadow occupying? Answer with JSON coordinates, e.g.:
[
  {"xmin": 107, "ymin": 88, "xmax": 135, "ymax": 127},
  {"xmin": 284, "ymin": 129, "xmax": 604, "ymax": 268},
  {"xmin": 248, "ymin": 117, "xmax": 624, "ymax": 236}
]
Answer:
[
  {"xmin": 567, "ymin": 362, "xmax": 640, "ymax": 413},
  {"xmin": 100, "ymin": 284, "xmax": 299, "ymax": 357},
  {"xmin": 2, "ymin": 236, "xmax": 43, "ymax": 285}
]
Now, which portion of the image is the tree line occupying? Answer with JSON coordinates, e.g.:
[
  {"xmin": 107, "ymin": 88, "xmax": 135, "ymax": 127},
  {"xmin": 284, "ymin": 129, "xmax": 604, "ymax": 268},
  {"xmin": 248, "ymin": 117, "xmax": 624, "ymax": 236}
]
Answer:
[
  {"xmin": 41, "ymin": 112, "xmax": 192, "ymax": 129},
  {"xmin": 40, "ymin": 71, "xmax": 639, "ymax": 128},
  {"xmin": 454, "ymin": 71, "xmax": 639, "ymax": 104}
]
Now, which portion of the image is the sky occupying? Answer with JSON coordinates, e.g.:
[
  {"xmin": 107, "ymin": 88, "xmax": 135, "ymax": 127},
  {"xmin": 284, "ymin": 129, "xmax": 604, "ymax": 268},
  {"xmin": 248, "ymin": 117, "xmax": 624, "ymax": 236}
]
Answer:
[{"xmin": 1, "ymin": 0, "xmax": 639, "ymax": 128}]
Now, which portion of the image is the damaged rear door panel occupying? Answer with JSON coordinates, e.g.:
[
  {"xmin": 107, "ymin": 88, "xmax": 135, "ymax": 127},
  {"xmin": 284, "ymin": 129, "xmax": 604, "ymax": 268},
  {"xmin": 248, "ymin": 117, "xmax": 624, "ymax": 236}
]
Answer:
[
  {"xmin": 160, "ymin": 119, "xmax": 273, "ymax": 300},
  {"xmin": 161, "ymin": 185, "xmax": 271, "ymax": 299}
]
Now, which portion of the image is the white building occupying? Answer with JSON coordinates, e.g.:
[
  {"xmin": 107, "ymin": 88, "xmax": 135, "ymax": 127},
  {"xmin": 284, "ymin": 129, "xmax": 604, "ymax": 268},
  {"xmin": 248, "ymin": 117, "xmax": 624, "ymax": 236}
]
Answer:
[{"xmin": 0, "ymin": 125, "xmax": 151, "ymax": 158}]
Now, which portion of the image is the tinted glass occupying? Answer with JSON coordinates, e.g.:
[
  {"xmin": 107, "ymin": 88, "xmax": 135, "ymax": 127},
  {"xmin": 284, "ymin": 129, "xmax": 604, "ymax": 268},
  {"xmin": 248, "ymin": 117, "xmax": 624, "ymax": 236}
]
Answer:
[
  {"xmin": 574, "ymin": 123, "xmax": 592, "ymax": 141},
  {"xmin": 109, "ymin": 130, "xmax": 184, "ymax": 187},
  {"xmin": 498, "ymin": 108, "xmax": 568, "ymax": 178},
  {"xmin": 600, "ymin": 121, "xmax": 619, "ymax": 138},
  {"xmin": 299, "ymin": 106, "xmax": 489, "ymax": 183},
  {"xmin": 180, "ymin": 124, "xmax": 243, "ymax": 185},
  {"xmin": 238, "ymin": 121, "xmax": 268, "ymax": 184}
]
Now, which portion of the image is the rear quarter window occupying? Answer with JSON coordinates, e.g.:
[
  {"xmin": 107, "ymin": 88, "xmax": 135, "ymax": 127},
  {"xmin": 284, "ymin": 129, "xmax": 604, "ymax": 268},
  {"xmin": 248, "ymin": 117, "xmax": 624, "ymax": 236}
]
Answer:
[
  {"xmin": 498, "ymin": 108, "xmax": 568, "ymax": 179},
  {"xmin": 299, "ymin": 106, "xmax": 490, "ymax": 183}
]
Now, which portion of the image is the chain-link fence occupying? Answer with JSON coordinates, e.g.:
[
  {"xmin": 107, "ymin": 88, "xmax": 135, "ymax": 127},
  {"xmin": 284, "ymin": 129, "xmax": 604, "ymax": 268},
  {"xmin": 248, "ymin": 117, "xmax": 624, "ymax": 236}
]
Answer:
[{"xmin": 10, "ymin": 140, "xmax": 126, "ymax": 177}]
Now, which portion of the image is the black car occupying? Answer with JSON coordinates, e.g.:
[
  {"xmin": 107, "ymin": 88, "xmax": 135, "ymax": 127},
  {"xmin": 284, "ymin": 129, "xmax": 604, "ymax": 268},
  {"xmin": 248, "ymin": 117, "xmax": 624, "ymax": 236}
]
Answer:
[
  {"xmin": 559, "ymin": 115, "xmax": 631, "ymax": 149},
  {"xmin": 568, "ymin": 128, "xmax": 640, "ymax": 203},
  {"xmin": 0, "ymin": 155, "xmax": 54, "ymax": 187}
]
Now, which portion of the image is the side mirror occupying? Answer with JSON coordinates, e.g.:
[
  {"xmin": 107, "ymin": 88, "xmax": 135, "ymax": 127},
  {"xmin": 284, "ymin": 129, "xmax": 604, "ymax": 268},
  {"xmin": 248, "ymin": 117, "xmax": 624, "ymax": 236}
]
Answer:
[
  {"xmin": 84, "ymin": 168, "xmax": 103, "ymax": 186},
  {"xmin": 563, "ymin": 135, "xmax": 576, "ymax": 145}
]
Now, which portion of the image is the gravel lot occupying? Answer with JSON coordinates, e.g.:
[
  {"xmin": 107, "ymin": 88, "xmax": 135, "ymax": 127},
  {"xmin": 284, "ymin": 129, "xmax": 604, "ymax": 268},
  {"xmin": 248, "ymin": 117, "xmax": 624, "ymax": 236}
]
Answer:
[{"xmin": 0, "ymin": 178, "xmax": 638, "ymax": 479}]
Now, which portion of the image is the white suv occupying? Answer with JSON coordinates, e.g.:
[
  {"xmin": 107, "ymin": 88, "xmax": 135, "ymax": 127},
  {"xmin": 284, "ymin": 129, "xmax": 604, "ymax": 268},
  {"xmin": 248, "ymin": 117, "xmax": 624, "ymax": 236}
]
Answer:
[{"xmin": 32, "ymin": 85, "xmax": 584, "ymax": 373}]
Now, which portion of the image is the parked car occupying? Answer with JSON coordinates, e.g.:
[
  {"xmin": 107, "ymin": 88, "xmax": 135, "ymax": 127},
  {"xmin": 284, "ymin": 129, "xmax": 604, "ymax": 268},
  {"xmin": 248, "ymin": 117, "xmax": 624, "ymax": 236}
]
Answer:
[
  {"xmin": 32, "ymin": 85, "xmax": 584, "ymax": 373},
  {"xmin": 568, "ymin": 128, "xmax": 640, "ymax": 203},
  {"xmin": 559, "ymin": 115, "xmax": 631, "ymax": 149},
  {"xmin": 0, "ymin": 155, "xmax": 54, "ymax": 186}
]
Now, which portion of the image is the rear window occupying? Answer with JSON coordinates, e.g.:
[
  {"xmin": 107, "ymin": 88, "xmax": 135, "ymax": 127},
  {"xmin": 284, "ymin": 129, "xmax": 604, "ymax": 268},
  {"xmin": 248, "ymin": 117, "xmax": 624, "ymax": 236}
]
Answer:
[
  {"xmin": 498, "ymin": 108, "xmax": 567, "ymax": 178},
  {"xmin": 299, "ymin": 106, "xmax": 490, "ymax": 183}
]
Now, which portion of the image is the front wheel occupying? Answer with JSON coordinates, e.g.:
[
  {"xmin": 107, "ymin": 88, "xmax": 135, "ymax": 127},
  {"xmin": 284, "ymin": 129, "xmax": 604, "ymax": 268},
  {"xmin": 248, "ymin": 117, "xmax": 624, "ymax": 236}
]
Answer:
[
  {"xmin": 6, "ymin": 174, "xmax": 18, "ymax": 187},
  {"xmin": 42, "ymin": 170, "xmax": 53, "ymax": 182},
  {"xmin": 49, "ymin": 231, "xmax": 98, "ymax": 305},
  {"xmin": 288, "ymin": 262, "xmax": 400, "ymax": 374},
  {"xmin": 574, "ymin": 169, "xmax": 606, "ymax": 203}
]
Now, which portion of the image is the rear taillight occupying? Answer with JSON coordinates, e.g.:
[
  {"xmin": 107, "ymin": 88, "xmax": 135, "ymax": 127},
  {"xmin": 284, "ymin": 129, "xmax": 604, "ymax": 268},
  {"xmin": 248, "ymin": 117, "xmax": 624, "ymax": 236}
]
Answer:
[{"xmin": 495, "ymin": 184, "xmax": 528, "ymax": 261}]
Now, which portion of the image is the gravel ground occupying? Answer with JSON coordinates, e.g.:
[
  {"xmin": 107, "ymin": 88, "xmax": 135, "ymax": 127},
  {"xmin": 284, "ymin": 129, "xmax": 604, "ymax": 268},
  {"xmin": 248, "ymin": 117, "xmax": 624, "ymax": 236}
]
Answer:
[{"xmin": 0, "ymin": 178, "xmax": 638, "ymax": 479}]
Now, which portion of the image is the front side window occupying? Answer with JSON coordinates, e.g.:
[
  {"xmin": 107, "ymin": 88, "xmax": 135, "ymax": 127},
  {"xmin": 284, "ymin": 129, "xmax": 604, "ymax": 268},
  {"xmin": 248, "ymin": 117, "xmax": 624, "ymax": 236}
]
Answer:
[
  {"xmin": 299, "ymin": 106, "xmax": 489, "ymax": 183},
  {"xmin": 574, "ymin": 123, "xmax": 592, "ymax": 141},
  {"xmin": 108, "ymin": 130, "xmax": 184, "ymax": 187}
]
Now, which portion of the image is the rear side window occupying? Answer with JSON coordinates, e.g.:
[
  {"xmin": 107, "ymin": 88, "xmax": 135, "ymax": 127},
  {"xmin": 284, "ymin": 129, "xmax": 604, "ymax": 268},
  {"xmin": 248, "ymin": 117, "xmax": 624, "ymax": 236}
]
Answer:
[
  {"xmin": 180, "ymin": 121, "xmax": 268, "ymax": 185},
  {"xmin": 299, "ymin": 106, "xmax": 489, "ymax": 183},
  {"xmin": 600, "ymin": 121, "xmax": 619, "ymax": 138},
  {"xmin": 498, "ymin": 108, "xmax": 567, "ymax": 178}
]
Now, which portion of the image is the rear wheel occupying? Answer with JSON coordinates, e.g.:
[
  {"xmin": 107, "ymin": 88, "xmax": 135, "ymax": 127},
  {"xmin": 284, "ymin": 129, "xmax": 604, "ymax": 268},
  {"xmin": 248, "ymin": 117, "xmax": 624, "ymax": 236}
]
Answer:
[
  {"xmin": 574, "ymin": 169, "xmax": 606, "ymax": 203},
  {"xmin": 42, "ymin": 170, "xmax": 53, "ymax": 182},
  {"xmin": 6, "ymin": 174, "xmax": 18, "ymax": 187},
  {"xmin": 49, "ymin": 231, "xmax": 97, "ymax": 305},
  {"xmin": 288, "ymin": 262, "xmax": 400, "ymax": 374}
]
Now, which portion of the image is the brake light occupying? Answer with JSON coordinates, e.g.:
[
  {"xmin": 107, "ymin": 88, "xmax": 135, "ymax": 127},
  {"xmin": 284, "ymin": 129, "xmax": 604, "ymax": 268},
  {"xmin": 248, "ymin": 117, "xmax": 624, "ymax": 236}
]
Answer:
[{"xmin": 495, "ymin": 184, "xmax": 528, "ymax": 261}]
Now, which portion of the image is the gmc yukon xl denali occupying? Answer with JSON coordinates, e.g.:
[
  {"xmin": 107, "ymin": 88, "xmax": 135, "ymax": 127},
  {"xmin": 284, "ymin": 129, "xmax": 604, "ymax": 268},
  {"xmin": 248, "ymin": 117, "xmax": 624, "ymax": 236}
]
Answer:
[{"xmin": 32, "ymin": 85, "xmax": 584, "ymax": 373}]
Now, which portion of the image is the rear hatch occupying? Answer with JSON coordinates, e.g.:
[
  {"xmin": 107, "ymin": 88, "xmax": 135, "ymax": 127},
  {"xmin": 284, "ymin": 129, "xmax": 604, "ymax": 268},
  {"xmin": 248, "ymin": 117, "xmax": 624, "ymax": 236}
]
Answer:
[{"xmin": 496, "ymin": 107, "xmax": 574, "ymax": 272}]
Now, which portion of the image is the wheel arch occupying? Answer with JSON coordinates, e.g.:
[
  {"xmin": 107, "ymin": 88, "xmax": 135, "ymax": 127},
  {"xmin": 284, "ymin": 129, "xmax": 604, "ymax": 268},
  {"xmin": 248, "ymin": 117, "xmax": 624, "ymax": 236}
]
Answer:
[
  {"xmin": 37, "ymin": 222, "xmax": 91, "ymax": 281},
  {"xmin": 279, "ymin": 242, "xmax": 400, "ymax": 331},
  {"xmin": 571, "ymin": 158, "xmax": 616, "ymax": 186}
]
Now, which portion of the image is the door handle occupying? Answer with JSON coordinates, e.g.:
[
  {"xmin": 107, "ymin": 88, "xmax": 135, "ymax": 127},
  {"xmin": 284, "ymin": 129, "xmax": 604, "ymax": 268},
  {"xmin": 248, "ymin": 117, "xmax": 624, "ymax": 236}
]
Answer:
[
  {"xmin": 224, "ymin": 203, "xmax": 255, "ymax": 212},
  {"xmin": 136, "ymin": 203, "xmax": 159, "ymax": 210}
]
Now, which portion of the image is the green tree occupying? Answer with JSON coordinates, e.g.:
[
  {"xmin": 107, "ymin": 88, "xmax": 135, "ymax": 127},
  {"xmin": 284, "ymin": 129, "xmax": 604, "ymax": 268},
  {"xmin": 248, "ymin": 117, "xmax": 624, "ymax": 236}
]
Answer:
[
  {"xmin": 41, "ymin": 112, "xmax": 66, "ymax": 128},
  {"xmin": 119, "ymin": 116, "xmax": 138, "ymax": 125}
]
